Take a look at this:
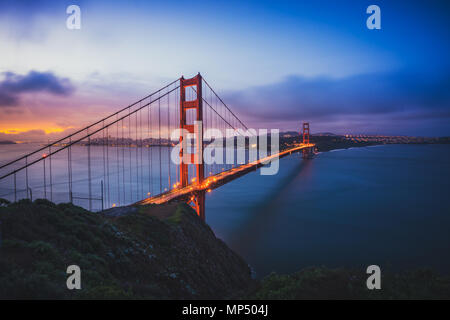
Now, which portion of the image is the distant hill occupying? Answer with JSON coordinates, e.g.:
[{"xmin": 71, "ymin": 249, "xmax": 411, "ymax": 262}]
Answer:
[
  {"xmin": 312, "ymin": 132, "xmax": 339, "ymax": 136},
  {"xmin": 280, "ymin": 132, "xmax": 339, "ymax": 137},
  {"xmin": 280, "ymin": 131, "xmax": 300, "ymax": 137},
  {"xmin": 0, "ymin": 140, "xmax": 16, "ymax": 145}
]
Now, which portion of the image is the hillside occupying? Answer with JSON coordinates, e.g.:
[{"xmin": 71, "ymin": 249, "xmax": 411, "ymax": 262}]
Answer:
[
  {"xmin": 251, "ymin": 267, "xmax": 450, "ymax": 299},
  {"xmin": 1, "ymin": 198, "xmax": 449, "ymax": 299},
  {"xmin": 0, "ymin": 199, "xmax": 254, "ymax": 299}
]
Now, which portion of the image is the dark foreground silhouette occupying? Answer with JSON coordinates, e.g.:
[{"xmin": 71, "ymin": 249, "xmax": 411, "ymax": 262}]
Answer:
[{"xmin": 0, "ymin": 198, "xmax": 449, "ymax": 299}]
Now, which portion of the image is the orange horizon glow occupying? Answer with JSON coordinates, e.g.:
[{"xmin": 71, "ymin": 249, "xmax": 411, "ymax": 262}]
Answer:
[{"xmin": 0, "ymin": 126, "xmax": 74, "ymax": 135}]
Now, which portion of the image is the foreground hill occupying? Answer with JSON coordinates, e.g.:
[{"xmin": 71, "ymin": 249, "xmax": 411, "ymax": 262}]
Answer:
[
  {"xmin": 1, "ymin": 198, "xmax": 449, "ymax": 299},
  {"xmin": 0, "ymin": 199, "xmax": 253, "ymax": 299},
  {"xmin": 251, "ymin": 267, "xmax": 450, "ymax": 299}
]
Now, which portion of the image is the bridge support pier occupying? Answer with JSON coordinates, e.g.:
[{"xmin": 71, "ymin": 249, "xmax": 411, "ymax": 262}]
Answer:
[
  {"xmin": 302, "ymin": 147, "xmax": 314, "ymax": 159},
  {"xmin": 191, "ymin": 191, "xmax": 205, "ymax": 221}
]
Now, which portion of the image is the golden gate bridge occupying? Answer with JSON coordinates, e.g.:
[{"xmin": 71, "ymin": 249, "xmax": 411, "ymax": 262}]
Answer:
[{"xmin": 0, "ymin": 74, "xmax": 314, "ymax": 219}]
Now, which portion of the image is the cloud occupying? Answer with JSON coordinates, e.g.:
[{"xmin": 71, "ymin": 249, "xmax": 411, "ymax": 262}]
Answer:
[
  {"xmin": 0, "ymin": 71, "xmax": 75, "ymax": 107},
  {"xmin": 221, "ymin": 71, "xmax": 450, "ymax": 135},
  {"xmin": 224, "ymin": 72, "xmax": 450, "ymax": 129}
]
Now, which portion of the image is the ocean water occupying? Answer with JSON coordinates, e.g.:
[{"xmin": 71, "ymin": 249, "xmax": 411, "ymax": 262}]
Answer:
[
  {"xmin": 0, "ymin": 144, "xmax": 240, "ymax": 211},
  {"xmin": 205, "ymin": 144, "xmax": 450, "ymax": 277},
  {"xmin": 1, "ymin": 143, "xmax": 449, "ymax": 277},
  {"xmin": 0, "ymin": 144, "xmax": 179, "ymax": 210}
]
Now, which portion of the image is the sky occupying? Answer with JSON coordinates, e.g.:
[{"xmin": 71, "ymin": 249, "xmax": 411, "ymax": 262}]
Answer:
[{"xmin": 0, "ymin": 0, "xmax": 449, "ymax": 141}]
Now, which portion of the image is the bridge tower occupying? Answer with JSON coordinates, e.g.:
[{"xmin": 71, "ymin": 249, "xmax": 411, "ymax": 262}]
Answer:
[
  {"xmin": 179, "ymin": 73, "xmax": 205, "ymax": 220},
  {"xmin": 302, "ymin": 122, "xmax": 310, "ymax": 145},
  {"xmin": 302, "ymin": 122, "xmax": 312, "ymax": 159}
]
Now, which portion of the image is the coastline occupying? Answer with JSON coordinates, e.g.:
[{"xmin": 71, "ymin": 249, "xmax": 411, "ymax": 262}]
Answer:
[{"xmin": 1, "ymin": 198, "xmax": 449, "ymax": 299}]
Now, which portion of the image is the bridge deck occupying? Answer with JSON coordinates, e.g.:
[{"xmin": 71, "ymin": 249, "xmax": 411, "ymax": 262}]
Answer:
[{"xmin": 137, "ymin": 143, "xmax": 315, "ymax": 206}]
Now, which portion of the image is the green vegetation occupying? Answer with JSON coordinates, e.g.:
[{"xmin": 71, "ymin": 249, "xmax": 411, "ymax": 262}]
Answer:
[
  {"xmin": 164, "ymin": 205, "xmax": 187, "ymax": 226},
  {"xmin": 251, "ymin": 267, "xmax": 450, "ymax": 299},
  {"xmin": 1, "ymin": 198, "xmax": 449, "ymax": 299},
  {"xmin": 0, "ymin": 199, "xmax": 252, "ymax": 299},
  {"xmin": 0, "ymin": 199, "xmax": 146, "ymax": 299}
]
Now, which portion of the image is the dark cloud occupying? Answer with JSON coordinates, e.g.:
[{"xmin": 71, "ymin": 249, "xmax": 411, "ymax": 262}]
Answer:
[
  {"xmin": 0, "ymin": 90, "xmax": 18, "ymax": 106},
  {"xmin": 224, "ymin": 72, "xmax": 450, "ymax": 125},
  {"xmin": 0, "ymin": 71, "xmax": 75, "ymax": 107}
]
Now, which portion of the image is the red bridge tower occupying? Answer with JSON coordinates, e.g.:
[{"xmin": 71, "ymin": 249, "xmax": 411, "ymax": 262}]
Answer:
[
  {"xmin": 302, "ymin": 122, "xmax": 313, "ymax": 159},
  {"xmin": 302, "ymin": 122, "xmax": 310, "ymax": 145},
  {"xmin": 179, "ymin": 74, "xmax": 205, "ymax": 220}
]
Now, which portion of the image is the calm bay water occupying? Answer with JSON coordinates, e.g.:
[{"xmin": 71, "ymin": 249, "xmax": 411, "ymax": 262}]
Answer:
[
  {"xmin": 205, "ymin": 144, "xmax": 450, "ymax": 277},
  {"xmin": 1, "ymin": 143, "xmax": 449, "ymax": 277}
]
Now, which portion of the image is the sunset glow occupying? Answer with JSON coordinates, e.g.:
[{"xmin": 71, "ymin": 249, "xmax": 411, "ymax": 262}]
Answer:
[
  {"xmin": 0, "ymin": 126, "xmax": 71, "ymax": 135},
  {"xmin": 0, "ymin": 0, "xmax": 448, "ymax": 140}
]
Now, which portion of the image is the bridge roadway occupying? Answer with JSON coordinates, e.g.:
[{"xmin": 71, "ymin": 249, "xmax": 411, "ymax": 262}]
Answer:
[{"xmin": 136, "ymin": 143, "xmax": 315, "ymax": 206}]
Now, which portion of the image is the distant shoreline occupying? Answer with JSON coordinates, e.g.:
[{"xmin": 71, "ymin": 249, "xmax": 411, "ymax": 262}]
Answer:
[
  {"xmin": 279, "ymin": 134, "xmax": 450, "ymax": 154},
  {"xmin": 0, "ymin": 141, "xmax": 16, "ymax": 145},
  {"xmin": 321, "ymin": 142, "xmax": 450, "ymax": 154}
]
